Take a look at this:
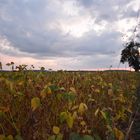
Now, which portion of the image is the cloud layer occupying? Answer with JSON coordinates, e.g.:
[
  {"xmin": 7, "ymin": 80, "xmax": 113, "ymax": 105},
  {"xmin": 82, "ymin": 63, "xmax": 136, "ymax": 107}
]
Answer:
[{"xmin": 0, "ymin": 0, "xmax": 140, "ymax": 69}]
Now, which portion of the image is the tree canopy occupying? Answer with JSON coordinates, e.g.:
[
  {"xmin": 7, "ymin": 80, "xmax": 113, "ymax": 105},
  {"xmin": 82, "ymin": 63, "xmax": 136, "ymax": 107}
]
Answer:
[
  {"xmin": 120, "ymin": 9, "xmax": 140, "ymax": 72},
  {"xmin": 120, "ymin": 41, "xmax": 140, "ymax": 71}
]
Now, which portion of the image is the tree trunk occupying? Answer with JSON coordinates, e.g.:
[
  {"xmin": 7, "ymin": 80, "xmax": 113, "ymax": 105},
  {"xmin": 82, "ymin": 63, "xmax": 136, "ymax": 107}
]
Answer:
[{"xmin": 135, "ymin": 69, "xmax": 139, "ymax": 72}]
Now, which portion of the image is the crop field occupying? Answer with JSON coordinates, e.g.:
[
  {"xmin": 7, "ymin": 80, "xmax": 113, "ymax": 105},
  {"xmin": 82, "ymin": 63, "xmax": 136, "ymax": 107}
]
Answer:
[{"xmin": 0, "ymin": 70, "xmax": 139, "ymax": 140}]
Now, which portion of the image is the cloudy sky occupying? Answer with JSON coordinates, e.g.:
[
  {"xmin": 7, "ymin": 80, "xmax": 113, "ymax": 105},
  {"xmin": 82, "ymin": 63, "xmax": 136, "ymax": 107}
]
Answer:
[{"xmin": 0, "ymin": 0, "xmax": 140, "ymax": 70}]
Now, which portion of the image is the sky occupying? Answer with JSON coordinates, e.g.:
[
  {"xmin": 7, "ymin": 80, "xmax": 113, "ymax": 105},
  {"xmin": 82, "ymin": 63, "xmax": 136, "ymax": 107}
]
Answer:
[{"xmin": 0, "ymin": 0, "xmax": 140, "ymax": 70}]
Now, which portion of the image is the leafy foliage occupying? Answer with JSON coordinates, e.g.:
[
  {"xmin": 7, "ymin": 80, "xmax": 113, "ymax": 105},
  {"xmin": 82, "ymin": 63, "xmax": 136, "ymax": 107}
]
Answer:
[
  {"xmin": 120, "ymin": 41, "xmax": 140, "ymax": 71},
  {"xmin": 0, "ymin": 70, "xmax": 139, "ymax": 139}
]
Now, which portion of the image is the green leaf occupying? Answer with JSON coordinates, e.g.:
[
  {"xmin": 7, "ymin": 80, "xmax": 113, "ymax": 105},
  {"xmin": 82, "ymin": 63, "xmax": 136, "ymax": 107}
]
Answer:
[
  {"xmin": 100, "ymin": 111, "xmax": 111, "ymax": 125},
  {"xmin": 48, "ymin": 135, "xmax": 56, "ymax": 140},
  {"xmin": 82, "ymin": 135, "xmax": 94, "ymax": 140},
  {"xmin": 59, "ymin": 112, "xmax": 68, "ymax": 123},
  {"xmin": 15, "ymin": 135, "xmax": 23, "ymax": 140},
  {"xmin": 94, "ymin": 134, "xmax": 101, "ymax": 140},
  {"xmin": 62, "ymin": 92, "xmax": 76, "ymax": 102},
  {"xmin": 7, "ymin": 135, "xmax": 14, "ymax": 140},
  {"xmin": 56, "ymin": 133, "xmax": 63, "ymax": 140},
  {"xmin": 0, "ymin": 111, "xmax": 4, "ymax": 117},
  {"xmin": 49, "ymin": 85, "xmax": 59, "ymax": 92},
  {"xmin": 69, "ymin": 132, "xmax": 81, "ymax": 140},
  {"xmin": 56, "ymin": 93, "xmax": 63, "ymax": 100}
]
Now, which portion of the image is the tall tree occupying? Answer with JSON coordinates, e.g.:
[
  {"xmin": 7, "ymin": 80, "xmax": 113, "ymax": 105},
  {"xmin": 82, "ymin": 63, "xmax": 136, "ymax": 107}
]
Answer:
[
  {"xmin": 120, "ymin": 9, "xmax": 140, "ymax": 72},
  {"xmin": 120, "ymin": 41, "xmax": 140, "ymax": 71},
  {"xmin": 0, "ymin": 62, "xmax": 2, "ymax": 70}
]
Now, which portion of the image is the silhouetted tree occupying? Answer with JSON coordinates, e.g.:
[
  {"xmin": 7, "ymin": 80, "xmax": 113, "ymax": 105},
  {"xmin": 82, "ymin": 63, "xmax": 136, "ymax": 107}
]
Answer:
[
  {"xmin": 0, "ymin": 62, "xmax": 2, "ymax": 70},
  {"xmin": 120, "ymin": 8, "xmax": 140, "ymax": 72},
  {"xmin": 120, "ymin": 41, "xmax": 140, "ymax": 71}
]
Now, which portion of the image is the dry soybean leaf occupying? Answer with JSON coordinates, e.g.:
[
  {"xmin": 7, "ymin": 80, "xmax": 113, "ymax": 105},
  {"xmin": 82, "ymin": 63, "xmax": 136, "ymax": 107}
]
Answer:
[
  {"xmin": 48, "ymin": 135, "xmax": 56, "ymax": 140},
  {"xmin": 0, "ymin": 106, "xmax": 9, "ymax": 113},
  {"xmin": 66, "ymin": 113, "xmax": 74, "ymax": 128},
  {"xmin": 70, "ymin": 87, "xmax": 76, "ymax": 93},
  {"xmin": 108, "ymin": 89, "xmax": 113, "ymax": 96},
  {"xmin": 108, "ymin": 83, "xmax": 113, "ymax": 88},
  {"xmin": 0, "ymin": 135, "xmax": 6, "ymax": 140},
  {"xmin": 95, "ymin": 89, "xmax": 100, "ymax": 93},
  {"xmin": 95, "ymin": 108, "xmax": 100, "ymax": 116},
  {"xmin": 72, "ymin": 111, "xmax": 78, "ymax": 120},
  {"xmin": 40, "ymin": 86, "xmax": 52, "ymax": 99},
  {"xmin": 71, "ymin": 105, "xmax": 79, "ymax": 111},
  {"xmin": 40, "ymin": 90, "xmax": 46, "ymax": 99},
  {"xmin": 53, "ymin": 126, "xmax": 60, "ymax": 135},
  {"xmin": 80, "ymin": 121, "xmax": 86, "ymax": 126},
  {"xmin": 31, "ymin": 97, "xmax": 41, "ymax": 111},
  {"xmin": 47, "ymin": 87, "xmax": 52, "ymax": 95},
  {"xmin": 114, "ymin": 127, "xmax": 124, "ymax": 140},
  {"xmin": 78, "ymin": 103, "xmax": 88, "ymax": 115},
  {"xmin": 100, "ymin": 111, "xmax": 107, "ymax": 120}
]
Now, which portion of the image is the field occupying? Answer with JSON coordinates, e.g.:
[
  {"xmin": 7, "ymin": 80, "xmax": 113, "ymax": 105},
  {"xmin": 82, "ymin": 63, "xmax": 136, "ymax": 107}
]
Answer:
[{"xmin": 0, "ymin": 70, "xmax": 139, "ymax": 140}]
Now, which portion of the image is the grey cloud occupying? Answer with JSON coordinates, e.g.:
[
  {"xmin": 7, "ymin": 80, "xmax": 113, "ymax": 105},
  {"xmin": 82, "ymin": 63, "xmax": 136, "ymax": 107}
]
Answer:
[
  {"xmin": 0, "ymin": 0, "xmax": 139, "ymax": 69},
  {"xmin": 0, "ymin": 1, "xmax": 121, "ymax": 58},
  {"xmin": 77, "ymin": 0, "xmax": 139, "ymax": 23},
  {"xmin": 77, "ymin": 0, "xmax": 94, "ymax": 7},
  {"xmin": 59, "ymin": 53, "xmax": 120, "ymax": 70},
  {"xmin": 0, "ymin": 0, "xmax": 64, "ymax": 56}
]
